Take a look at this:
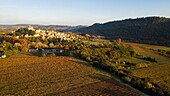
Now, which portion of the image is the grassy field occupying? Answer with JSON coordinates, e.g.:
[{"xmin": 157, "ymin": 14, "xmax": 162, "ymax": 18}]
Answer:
[
  {"xmin": 124, "ymin": 42, "xmax": 170, "ymax": 92},
  {"xmin": 0, "ymin": 54, "xmax": 144, "ymax": 96},
  {"xmin": 125, "ymin": 42, "xmax": 170, "ymax": 64}
]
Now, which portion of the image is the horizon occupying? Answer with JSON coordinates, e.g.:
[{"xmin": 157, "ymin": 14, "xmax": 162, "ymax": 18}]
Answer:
[
  {"xmin": 0, "ymin": 0, "xmax": 170, "ymax": 26},
  {"xmin": 0, "ymin": 16, "xmax": 169, "ymax": 26}
]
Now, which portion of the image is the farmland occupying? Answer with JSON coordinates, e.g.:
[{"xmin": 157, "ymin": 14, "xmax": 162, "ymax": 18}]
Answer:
[
  {"xmin": 0, "ymin": 54, "xmax": 144, "ymax": 96},
  {"xmin": 124, "ymin": 42, "xmax": 170, "ymax": 93}
]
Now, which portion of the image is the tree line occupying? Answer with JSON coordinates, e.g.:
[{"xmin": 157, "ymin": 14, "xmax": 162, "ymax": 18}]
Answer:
[{"xmin": 72, "ymin": 41, "xmax": 169, "ymax": 96}]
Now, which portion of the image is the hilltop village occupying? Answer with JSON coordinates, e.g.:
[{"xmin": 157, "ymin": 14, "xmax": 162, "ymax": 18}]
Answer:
[
  {"xmin": 16, "ymin": 26, "xmax": 83, "ymax": 41},
  {"xmin": 0, "ymin": 26, "xmax": 89, "ymax": 57}
]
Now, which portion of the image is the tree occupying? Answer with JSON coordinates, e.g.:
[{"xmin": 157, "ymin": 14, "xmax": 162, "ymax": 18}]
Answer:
[
  {"xmin": 43, "ymin": 39, "xmax": 49, "ymax": 45},
  {"xmin": 21, "ymin": 47, "xmax": 28, "ymax": 53},
  {"xmin": 49, "ymin": 43, "xmax": 55, "ymax": 48},
  {"xmin": 145, "ymin": 82, "xmax": 154, "ymax": 89},
  {"xmin": 116, "ymin": 38, "xmax": 122, "ymax": 44},
  {"xmin": 15, "ymin": 28, "xmax": 35, "ymax": 36}
]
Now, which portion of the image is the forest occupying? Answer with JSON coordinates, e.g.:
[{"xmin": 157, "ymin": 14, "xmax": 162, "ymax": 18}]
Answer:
[{"xmin": 77, "ymin": 17, "xmax": 170, "ymax": 46}]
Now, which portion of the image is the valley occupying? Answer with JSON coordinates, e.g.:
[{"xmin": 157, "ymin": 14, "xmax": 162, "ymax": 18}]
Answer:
[{"xmin": 0, "ymin": 17, "xmax": 170, "ymax": 96}]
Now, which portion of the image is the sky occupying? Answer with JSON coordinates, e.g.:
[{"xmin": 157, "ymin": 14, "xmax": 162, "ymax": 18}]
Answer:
[{"xmin": 0, "ymin": 0, "xmax": 170, "ymax": 25}]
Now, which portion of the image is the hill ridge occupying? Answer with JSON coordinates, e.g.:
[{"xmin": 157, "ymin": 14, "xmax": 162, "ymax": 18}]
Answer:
[{"xmin": 77, "ymin": 16, "xmax": 170, "ymax": 46}]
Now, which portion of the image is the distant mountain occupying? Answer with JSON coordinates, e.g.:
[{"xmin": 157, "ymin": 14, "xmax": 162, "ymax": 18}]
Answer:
[
  {"xmin": 0, "ymin": 24, "xmax": 86, "ymax": 32},
  {"xmin": 77, "ymin": 17, "xmax": 170, "ymax": 46}
]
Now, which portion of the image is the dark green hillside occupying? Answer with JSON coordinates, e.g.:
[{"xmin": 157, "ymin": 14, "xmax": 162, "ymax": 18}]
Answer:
[{"xmin": 77, "ymin": 17, "xmax": 170, "ymax": 46}]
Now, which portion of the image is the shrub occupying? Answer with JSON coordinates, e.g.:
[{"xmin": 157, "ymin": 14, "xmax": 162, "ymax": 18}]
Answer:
[
  {"xmin": 5, "ymin": 50, "xmax": 13, "ymax": 56},
  {"xmin": 21, "ymin": 47, "xmax": 28, "ymax": 53},
  {"xmin": 143, "ymin": 56, "xmax": 157, "ymax": 62},
  {"xmin": 123, "ymin": 76, "xmax": 131, "ymax": 83},
  {"xmin": 135, "ymin": 63, "xmax": 149, "ymax": 68},
  {"xmin": 40, "ymin": 53, "xmax": 46, "ymax": 57},
  {"xmin": 145, "ymin": 82, "xmax": 154, "ymax": 89},
  {"xmin": 86, "ymin": 56, "xmax": 92, "ymax": 62},
  {"xmin": 49, "ymin": 53, "xmax": 56, "ymax": 57},
  {"xmin": 13, "ymin": 49, "xmax": 19, "ymax": 54}
]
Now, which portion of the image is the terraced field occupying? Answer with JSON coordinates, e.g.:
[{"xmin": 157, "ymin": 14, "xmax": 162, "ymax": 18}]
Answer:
[{"xmin": 0, "ymin": 54, "xmax": 144, "ymax": 96}]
